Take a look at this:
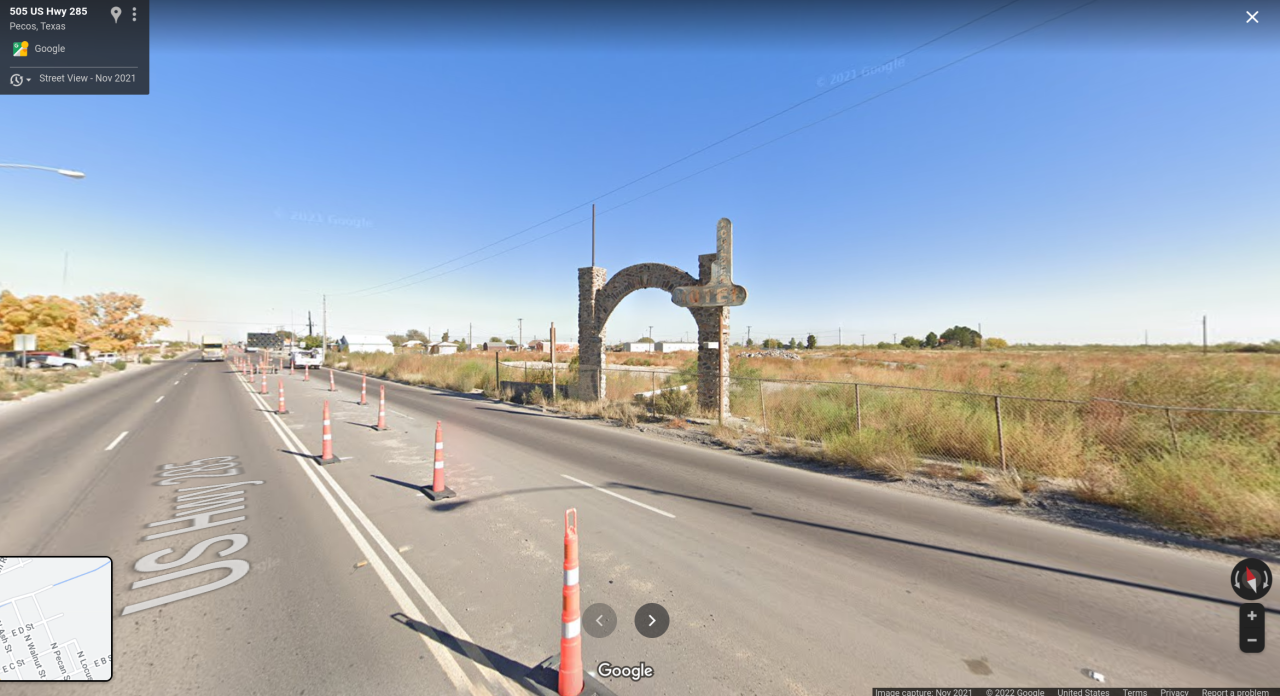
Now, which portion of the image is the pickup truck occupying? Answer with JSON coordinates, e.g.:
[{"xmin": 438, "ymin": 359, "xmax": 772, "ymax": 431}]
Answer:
[{"xmin": 288, "ymin": 348, "xmax": 324, "ymax": 369}]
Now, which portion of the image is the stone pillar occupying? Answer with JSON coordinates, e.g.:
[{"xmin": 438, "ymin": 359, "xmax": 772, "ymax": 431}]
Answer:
[
  {"xmin": 577, "ymin": 266, "xmax": 608, "ymax": 401},
  {"xmin": 695, "ymin": 254, "xmax": 730, "ymax": 418}
]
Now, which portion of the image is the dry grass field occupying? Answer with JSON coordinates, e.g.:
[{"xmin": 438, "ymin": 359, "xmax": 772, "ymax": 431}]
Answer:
[{"xmin": 335, "ymin": 346, "xmax": 1280, "ymax": 540}]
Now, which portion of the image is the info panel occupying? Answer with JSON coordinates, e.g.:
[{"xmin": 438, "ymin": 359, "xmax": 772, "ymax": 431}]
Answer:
[{"xmin": 6, "ymin": 1, "xmax": 148, "ymax": 94}]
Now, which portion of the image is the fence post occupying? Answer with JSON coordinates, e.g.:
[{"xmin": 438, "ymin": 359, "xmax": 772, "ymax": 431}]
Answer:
[
  {"xmin": 651, "ymin": 370, "xmax": 657, "ymax": 414},
  {"xmin": 994, "ymin": 395, "xmax": 1007, "ymax": 472},
  {"xmin": 759, "ymin": 380, "xmax": 768, "ymax": 435},
  {"xmin": 854, "ymin": 383, "xmax": 862, "ymax": 432},
  {"xmin": 1165, "ymin": 408, "xmax": 1183, "ymax": 459}
]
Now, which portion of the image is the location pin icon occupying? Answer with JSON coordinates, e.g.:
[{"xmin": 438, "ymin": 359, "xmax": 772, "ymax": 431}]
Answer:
[{"xmin": 110, "ymin": 7, "xmax": 121, "ymax": 23}]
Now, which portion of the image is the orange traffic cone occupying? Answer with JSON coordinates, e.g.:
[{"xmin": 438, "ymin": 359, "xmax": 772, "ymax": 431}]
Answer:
[
  {"xmin": 329, "ymin": 369, "xmax": 335, "ymax": 392},
  {"xmin": 304, "ymin": 364, "xmax": 310, "ymax": 381},
  {"xmin": 423, "ymin": 421, "xmax": 456, "ymax": 500},
  {"xmin": 261, "ymin": 372, "xmax": 267, "ymax": 394},
  {"xmin": 277, "ymin": 379, "xmax": 288, "ymax": 415},
  {"xmin": 372, "ymin": 385, "xmax": 388, "ymax": 431},
  {"xmin": 559, "ymin": 509, "xmax": 582, "ymax": 696},
  {"xmin": 319, "ymin": 401, "xmax": 339, "ymax": 465},
  {"xmin": 360, "ymin": 374, "xmax": 368, "ymax": 406}
]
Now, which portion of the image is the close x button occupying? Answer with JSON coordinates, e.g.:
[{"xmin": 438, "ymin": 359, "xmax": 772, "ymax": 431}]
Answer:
[{"xmin": 1240, "ymin": 603, "xmax": 1265, "ymax": 653}]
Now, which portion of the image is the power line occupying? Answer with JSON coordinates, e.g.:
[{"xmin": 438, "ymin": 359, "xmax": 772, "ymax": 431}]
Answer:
[
  {"xmin": 331, "ymin": 0, "xmax": 1028, "ymax": 299},
  {"xmin": 347, "ymin": 0, "xmax": 1099, "ymax": 299}
]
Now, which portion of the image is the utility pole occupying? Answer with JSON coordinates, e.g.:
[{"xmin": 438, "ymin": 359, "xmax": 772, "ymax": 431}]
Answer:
[
  {"xmin": 648, "ymin": 326, "xmax": 653, "ymax": 340},
  {"xmin": 978, "ymin": 322, "xmax": 983, "ymax": 350},
  {"xmin": 861, "ymin": 333, "xmax": 865, "ymax": 347},
  {"xmin": 747, "ymin": 326, "xmax": 751, "ymax": 344},
  {"xmin": 61, "ymin": 251, "xmax": 68, "ymax": 295},
  {"xmin": 307, "ymin": 311, "xmax": 314, "ymax": 337},
  {"xmin": 893, "ymin": 333, "xmax": 897, "ymax": 344},
  {"xmin": 1145, "ymin": 329, "xmax": 1149, "ymax": 347},
  {"xmin": 468, "ymin": 323, "xmax": 472, "ymax": 350},
  {"xmin": 591, "ymin": 204, "xmax": 596, "ymax": 267},
  {"xmin": 519, "ymin": 318, "xmax": 523, "ymax": 348},
  {"xmin": 1202, "ymin": 315, "xmax": 1208, "ymax": 355},
  {"xmin": 322, "ymin": 294, "xmax": 328, "ymax": 354},
  {"xmin": 838, "ymin": 326, "xmax": 842, "ymax": 346}
]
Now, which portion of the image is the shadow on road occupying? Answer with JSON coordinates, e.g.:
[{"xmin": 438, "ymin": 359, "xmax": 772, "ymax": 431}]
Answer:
[
  {"xmin": 371, "ymin": 474, "xmax": 426, "ymax": 492},
  {"xmin": 425, "ymin": 479, "xmax": 1277, "ymax": 614},
  {"xmin": 390, "ymin": 613, "xmax": 541, "ymax": 694},
  {"xmin": 344, "ymin": 421, "xmax": 382, "ymax": 431},
  {"xmin": 476, "ymin": 407, "xmax": 564, "ymax": 420},
  {"xmin": 279, "ymin": 449, "xmax": 320, "ymax": 462}
]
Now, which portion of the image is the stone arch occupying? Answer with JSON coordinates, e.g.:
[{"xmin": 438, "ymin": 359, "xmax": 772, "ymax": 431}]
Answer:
[{"xmin": 578, "ymin": 255, "xmax": 729, "ymax": 413}]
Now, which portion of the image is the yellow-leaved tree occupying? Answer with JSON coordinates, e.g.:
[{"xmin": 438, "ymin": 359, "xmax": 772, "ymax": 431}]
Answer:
[
  {"xmin": 77, "ymin": 292, "xmax": 171, "ymax": 353},
  {"xmin": 0, "ymin": 290, "xmax": 85, "ymax": 351}
]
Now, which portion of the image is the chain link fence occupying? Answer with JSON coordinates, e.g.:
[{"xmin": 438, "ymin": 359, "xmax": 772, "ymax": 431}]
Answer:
[{"xmin": 510, "ymin": 363, "xmax": 1280, "ymax": 483}]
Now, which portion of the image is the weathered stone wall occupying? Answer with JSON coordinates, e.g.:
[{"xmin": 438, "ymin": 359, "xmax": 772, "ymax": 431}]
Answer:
[
  {"xmin": 577, "ymin": 256, "xmax": 730, "ymax": 416},
  {"xmin": 576, "ymin": 267, "xmax": 607, "ymax": 400}
]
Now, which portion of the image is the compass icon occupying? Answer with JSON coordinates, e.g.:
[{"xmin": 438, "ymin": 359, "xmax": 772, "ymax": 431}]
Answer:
[
  {"xmin": 10, "ymin": 74, "xmax": 24, "ymax": 87},
  {"xmin": 1231, "ymin": 558, "xmax": 1272, "ymax": 600}
]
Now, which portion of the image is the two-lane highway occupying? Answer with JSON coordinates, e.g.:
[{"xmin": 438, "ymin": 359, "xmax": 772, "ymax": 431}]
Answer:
[{"xmin": 0, "ymin": 358, "xmax": 1275, "ymax": 694}]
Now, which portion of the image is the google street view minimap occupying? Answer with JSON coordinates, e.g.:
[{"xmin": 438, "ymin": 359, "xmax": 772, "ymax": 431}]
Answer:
[
  {"xmin": 1, "ymin": 1, "xmax": 1277, "ymax": 695},
  {"xmin": 0, "ymin": 557, "xmax": 111, "ymax": 681}
]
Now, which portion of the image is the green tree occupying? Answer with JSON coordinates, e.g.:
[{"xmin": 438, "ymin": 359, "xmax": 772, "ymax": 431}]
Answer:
[
  {"xmin": 900, "ymin": 336, "xmax": 921, "ymax": 349},
  {"xmin": 405, "ymin": 329, "xmax": 428, "ymax": 343},
  {"xmin": 505, "ymin": 339, "xmax": 516, "ymax": 345},
  {"xmin": 489, "ymin": 336, "xmax": 503, "ymax": 343},
  {"xmin": 275, "ymin": 329, "xmax": 296, "ymax": 342},
  {"xmin": 806, "ymin": 334, "xmax": 817, "ymax": 350},
  {"xmin": 925, "ymin": 331, "xmax": 939, "ymax": 348},
  {"xmin": 301, "ymin": 335, "xmax": 326, "ymax": 349},
  {"xmin": 387, "ymin": 334, "xmax": 407, "ymax": 348},
  {"xmin": 745, "ymin": 337, "xmax": 754, "ymax": 347},
  {"xmin": 985, "ymin": 337, "xmax": 1009, "ymax": 349},
  {"xmin": 761, "ymin": 338, "xmax": 782, "ymax": 349},
  {"xmin": 441, "ymin": 331, "xmax": 450, "ymax": 342},
  {"xmin": 788, "ymin": 337, "xmax": 796, "ymax": 349},
  {"xmin": 939, "ymin": 325, "xmax": 982, "ymax": 348},
  {"xmin": 638, "ymin": 336, "xmax": 655, "ymax": 343}
]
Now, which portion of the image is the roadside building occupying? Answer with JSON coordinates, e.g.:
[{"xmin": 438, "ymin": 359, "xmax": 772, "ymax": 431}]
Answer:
[
  {"xmin": 335, "ymin": 335, "xmax": 395, "ymax": 354},
  {"xmin": 655, "ymin": 341, "xmax": 698, "ymax": 353},
  {"xmin": 529, "ymin": 340, "xmax": 578, "ymax": 353},
  {"xmin": 621, "ymin": 341, "xmax": 655, "ymax": 353},
  {"xmin": 427, "ymin": 341, "xmax": 458, "ymax": 356}
]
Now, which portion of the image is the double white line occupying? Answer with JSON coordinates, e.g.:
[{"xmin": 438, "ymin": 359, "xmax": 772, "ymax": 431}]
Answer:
[{"xmin": 236, "ymin": 377, "xmax": 524, "ymax": 696}]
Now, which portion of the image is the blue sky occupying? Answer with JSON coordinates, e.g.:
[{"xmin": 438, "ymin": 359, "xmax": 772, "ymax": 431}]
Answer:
[{"xmin": 3, "ymin": 1, "xmax": 1276, "ymax": 346}]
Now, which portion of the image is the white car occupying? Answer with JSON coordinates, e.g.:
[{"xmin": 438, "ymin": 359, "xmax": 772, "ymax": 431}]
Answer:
[
  {"xmin": 36, "ymin": 355, "xmax": 94, "ymax": 370},
  {"xmin": 93, "ymin": 353, "xmax": 121, "ymax": 364}
]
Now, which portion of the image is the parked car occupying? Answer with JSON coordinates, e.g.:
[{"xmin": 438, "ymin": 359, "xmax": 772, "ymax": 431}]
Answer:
[
  {"xmin": 40, "ymin": 355, "xmax": 93, "ymax": 370},
  {"xmin": 93, "ymin": 353, "xmax": 121, "ymax": 364}
]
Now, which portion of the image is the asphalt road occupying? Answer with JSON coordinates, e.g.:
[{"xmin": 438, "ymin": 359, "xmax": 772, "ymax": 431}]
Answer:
[{"xmin": 0, "ymin": 355, "xmax": 1274, "ymax": 694}]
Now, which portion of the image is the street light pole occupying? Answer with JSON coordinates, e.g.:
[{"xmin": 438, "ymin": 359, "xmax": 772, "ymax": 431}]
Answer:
[
  {"xmin": 519, "ymin": 318, "xmax": 523, "ymax": 348},
  {"xmin": 0, "ymin": 163, "xmax": 86, "ymax": 178}
]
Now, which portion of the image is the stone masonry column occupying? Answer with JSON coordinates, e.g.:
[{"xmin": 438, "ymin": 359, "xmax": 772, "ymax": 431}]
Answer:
[
  {"xmin": 695, "ymin": 253, "xmax": 731, "ymax": 417},
  {"xmin": 577, "ymin": 266, "xmax": 608, "ymax": 401}
]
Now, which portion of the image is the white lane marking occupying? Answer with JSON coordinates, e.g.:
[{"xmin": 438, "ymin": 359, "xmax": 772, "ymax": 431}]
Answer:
[
  {"xmin": 390, "ymin": 409, "xmax": 414, "ymax": 419},
  {"xmin": 560, "ymin": 474, "xmax": 676, "ymax": 519},
  {"xmin": 155, "ymin": 396, "xmax": 165, "ymax": 404},
  {"xmin": 174, "ymin": 381, "xmax": 180, "ymax": 385},
  {"xmin": 105, "ymin": 431, "xmax": 128, "ymax": 451},
  {"xmin": 237, "ymin": 378, "xmax": 499, "ymax": 696},
  {"xmin": 252, "ymin": 384, "xmax": 525, "ymax": 696}
]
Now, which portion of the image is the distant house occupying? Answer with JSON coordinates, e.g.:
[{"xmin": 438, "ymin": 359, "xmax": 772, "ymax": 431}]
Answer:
[
  {"xmin": 622, "ymin": 341, "xmax": 655, "ymax": 353},
  {"xmin": 655, "ymin": 341, "xmax": 698, "ymax": 353},
  {"xmin": 529, "ymin": 340, "xmax": 578, "ymax": 353},
  {"xmin": 427, "ymin": 341, "xmax": 458, "ymax": 356},
  {"xmin": 483, "ymin": 341, "xmax": 509, "ymax": 352},
  {"xmin": 336, "ymin": 335, "xmax": 395, "ymax": 354},
  {"xmin": 403, "ymin": 340, "xmax": 425, "ymax": 350}
]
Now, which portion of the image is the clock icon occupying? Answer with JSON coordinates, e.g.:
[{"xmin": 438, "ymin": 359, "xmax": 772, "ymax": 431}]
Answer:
[{"xmin": 10, "ymin": 74, "xmax": 23, "ymax": 87}]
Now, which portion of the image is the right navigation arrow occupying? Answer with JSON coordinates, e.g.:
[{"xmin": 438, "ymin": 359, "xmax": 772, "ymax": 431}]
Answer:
[{"xmin": 648, "ymin": 615, "xmax": 656, "ymax": 627}]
